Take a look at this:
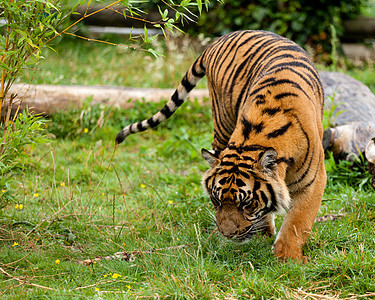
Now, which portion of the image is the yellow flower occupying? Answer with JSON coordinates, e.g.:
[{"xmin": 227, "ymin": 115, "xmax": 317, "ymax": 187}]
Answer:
[
  {"xmin": 126, "ymin": 285, "xmax": 132, "ymax": 290},
  {"xmin": 168, "ymin": 200, "xmax": 173, "ymax": 204},
  {"xmin": 1, "ymin": 190, "xmax": 6, "ymax": 193},
  {"xmin": 177, "ymin": 238, "xmax": 180, "ymax": 241},
  {"xmin": 60, "ymin": 182, "xmax": 65, "ymax": 187},
  {"xmin": 140, "ymin": 184, "xmax": 146, "ymax": 189},
  {"xmin": 34, "ymin": 193, "xmax": 39, "ymax": 197},
  {"xmin": 103, "ymin": 274, "xmax": 108, "ymax": 278},
  {"xmin": 12, "ymin": 242, "xmax": 19, "ymax": 247},
  {"xmin": 55, "ymin": 259, "xmax": 60, "ymax": 264},
  {"xmin": 15, "ymin": 204, "xmax": 19, "ymax": 209},
  {"xmin": 95, "ymin": 287, "xmax": 100, "ymax": 291},
  {"xmin": 84, "ymin": 128, "xmax": 89, "ymax": 133},
  {"xmin": 18, "ymin": 204, "xmax": 23, "ymax": 210},
  {"xmin": 112, "ymin": 273, "xmax": 121, "ymax": 279}
]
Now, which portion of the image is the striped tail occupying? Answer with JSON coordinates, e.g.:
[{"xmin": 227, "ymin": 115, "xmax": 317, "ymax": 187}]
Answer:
[{"xmin": 115, "ymin": 55, "xmax": 206, "ymax": 144}]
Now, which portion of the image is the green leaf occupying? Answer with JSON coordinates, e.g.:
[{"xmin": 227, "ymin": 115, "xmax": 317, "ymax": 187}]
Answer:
[
  {"xmin": 144, "ymin": 25, "xmax": 148, "ymax": 42},
  {"xmin": 147, "ymin": 48, "xmax": 163, "ymax": 58},
  {"xmin": 197, "ymin": 0, "xmax": 202, "ymax": 14}
]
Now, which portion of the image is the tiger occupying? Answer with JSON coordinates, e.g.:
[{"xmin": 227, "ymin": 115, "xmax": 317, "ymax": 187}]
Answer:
[{"xmin": 116, "ymin": 30, "xmax": 327, "ymax": 262}]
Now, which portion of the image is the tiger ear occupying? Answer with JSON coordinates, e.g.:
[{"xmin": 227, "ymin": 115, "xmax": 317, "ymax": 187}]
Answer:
[
  {"xmin": 260, "ymin": 149, "xmax": 278, "ymax": 172},
  {"xmin": 201, "ymin": 148, "xmax": 220, "ymax": 168}
]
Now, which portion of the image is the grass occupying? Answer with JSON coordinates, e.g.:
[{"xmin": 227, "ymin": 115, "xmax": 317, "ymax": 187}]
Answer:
[
  {"xmin": 20, "ymin": 35, "xmax": 208, "ymax": 89},
  {"xmin": 1, "ymin": 37, "xmax": 375, "ymax": 298}
]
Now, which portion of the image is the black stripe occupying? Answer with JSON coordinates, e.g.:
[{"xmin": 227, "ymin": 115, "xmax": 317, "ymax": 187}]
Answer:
[
  {"xmin": 147, "ymin": 117, "xmax": 158, "ymax": 128},
  {"xmin": 291, "ymin": 113, "xmax": 310, "ymax": 172},
  {"xmin": 236, "ymin": 178, "xmax": 246, "ymax": 187},
  {"xmin": 191, "ymin": 57, "xmax": 205, "ymax": 77},
  {"xmin": 266, "ymin": 122, "xmax": 292, "ymax": 139},
  {"xmin": 129, "ymin": 124, "xmax": 135, "ymax": 134},
  {"xmin": 171, "ymin": 91, "xmax": 184, "ymax": 107},
  {"xmin": 238, "ymin": 163, "xmax": 253, "ymax": 169},
  {"xmin": 259, "ymin": 77, "xmax": 276, "ymax": 86},
  {"xmin": 262, "ymin": 107, "xmax": 281, "ymax": 116},
  {"xmin": 250, "ymin": 79, "xmax": 309, "ymax": 101},
  {"xmin": 213, "ymin": 129, "xmax": 229, "ymax": 150},
  {"xmin": 137, "ymin": 122, "xmax": 146, "ymax": 132},
  {"xmin": 210, "ymin": 32, "xmax": 244, "ymax": 81},
  {"xmin": 276, "ymin": 157, "xmax": 295, "ymax": 167},
  {"xmin": 253, "ymin": 122, "xmax": 264, "ymax": 133},
  {"xmin": 269, "ymin": 65, "xmax": 316, "ymax": 94},
  {"xmin": 297, "ymin": 152, "xmax": 323, "ymax": 190},
  {"xmin": 255, "ymin": 97, "xmax": 266, "ymax": 106},
  {"xmin": 268, "ymin": 60, "xmax": 321, "ymax": 87},
  {"xmin": 253, "ymin": 180, "xmax": 261, "ymax": 194},
  {"xmin": 232, "ymin": 38, "xmax": 278, "ymax": 117},
  {"xmin": 160, "ymin": 104, "xmax": 173, "ymax": 118},
  {"xmin": 266, "ymin": 183, "xmax": 277, "ymax": 209},
  {"xmin": 191, "ymin": 67, "xmax": 204, "ymax": 78},
  {"xmin": 242, "ymin": 156, "xmax": 255, "ymax": 162},
  {"xmin": 219, "ymin": 177, "xmax": 227, "ymax": 185},
  {"xmin": 260, "ymin": 190, "xmax": 269, "ymax": 208},
  {"xmin": 210, "ymin": 86, "xmax": 235, "ymax": 142},
  {"xmin": 241, "ymin": 116, "xmax": 252, "ymax": 139},
  {"xmin": 181, "ymin": 76, "xmax": 195, "ymax": 93},
  {"xmin": 287, "ymin": 150, "xmax": 314, "ymax": 187},
  {"xmin": 221, "ymin": 161, "xmax": 235, "ymax": 166},
  {"xmin": 274, "ymin": 93, "xmax": 298, "ymax": 100}
]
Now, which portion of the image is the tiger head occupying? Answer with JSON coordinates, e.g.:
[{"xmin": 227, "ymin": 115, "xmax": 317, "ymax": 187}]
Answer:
[{"xmin": 201, "ymin": 146, "xmax": 290, "ymax": 242}]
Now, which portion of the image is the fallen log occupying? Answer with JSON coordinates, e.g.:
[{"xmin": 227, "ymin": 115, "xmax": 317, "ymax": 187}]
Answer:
[{"xmin": 3, "ymin": 83, "xmax": 209, "ymax": 116}]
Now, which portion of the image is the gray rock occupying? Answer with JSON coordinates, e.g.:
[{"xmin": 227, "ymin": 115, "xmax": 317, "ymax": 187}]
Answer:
[
  {"xmin": 320, "ymin": 71, "xmax": 375, "ymax": 161},
  {"xmin": 320, "ymin": 71, "xmax": 375, "ymax": 126}
]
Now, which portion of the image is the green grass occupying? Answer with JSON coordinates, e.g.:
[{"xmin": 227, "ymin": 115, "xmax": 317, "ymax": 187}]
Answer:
[
  {"xmin": 1, "ymin": 37, "xmax": 375, "ymax": 298},
  {"xmin": 1, "ymin": 99, "xmax": 374, "ymax": 299},
  {"xmin": 20, "ymin": 36, "xmax": 208, "ymax": 89}
]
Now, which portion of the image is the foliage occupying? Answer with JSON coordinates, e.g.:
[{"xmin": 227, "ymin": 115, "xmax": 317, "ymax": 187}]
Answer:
[
  {"xmin": 0, "ymin": 0, "xmax": 63, "ymax": 210},
  {"xmin": 325, "ymin": 151, "xmax": 372, "ymax": 189},
  {"xmin": 57, "ymin": 0, "xmax": 211, "ymax": 57},
  {"xmin": 193, "ymin": 0, "xmax": 365, "ymax": 54},
  {"xmin": 0, "ymin": 0, "xmax": 62, "ymax": 100},
  {"xmin": 0, "ymin": 111, "xmax": 48, "ymax": 209},
  {"xmin": 322, "ymin": 95, "xmax": 344, "ymax": 130},
  {"xmin": 47, "ymin": 96, "xmax": 114, "ymax": 139}
]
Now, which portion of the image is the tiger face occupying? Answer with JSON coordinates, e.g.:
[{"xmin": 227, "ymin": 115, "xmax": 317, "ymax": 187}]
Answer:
[{"xmin": 201, "ymin": 146, "xmax": 291, "ymax": 242}]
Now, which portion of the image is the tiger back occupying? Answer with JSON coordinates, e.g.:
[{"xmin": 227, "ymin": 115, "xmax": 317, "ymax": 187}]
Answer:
[{"xmin": 116, "ymin": 30, "xmax": 327, "ymax": 262}]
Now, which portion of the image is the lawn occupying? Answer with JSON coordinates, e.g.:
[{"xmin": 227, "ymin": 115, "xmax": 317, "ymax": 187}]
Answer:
[{"xmin": 1, "ymin": 36, "xmax": 375, "ymax": 299}]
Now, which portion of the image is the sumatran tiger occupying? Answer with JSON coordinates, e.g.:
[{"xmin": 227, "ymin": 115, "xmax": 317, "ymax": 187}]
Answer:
[{"xmin": 116, "ymin": 30, "xmax": 327, "ymax": 262}]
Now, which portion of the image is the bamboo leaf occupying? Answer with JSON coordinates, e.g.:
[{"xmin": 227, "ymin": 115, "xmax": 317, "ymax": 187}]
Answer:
[
  {"xmin": 144, "ymin": 25, "xmax": 148, "ymax": 42},
  {"xmin": 197, "ymin": 0, "xmax": 202, "ymax": 14}
]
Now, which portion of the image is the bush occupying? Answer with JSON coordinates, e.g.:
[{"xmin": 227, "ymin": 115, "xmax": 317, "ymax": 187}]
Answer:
[
  {"xmin": 0, "ymin": 112, "xmax": 49, "ymax": 209},
  {"xmin": 192, "ymin": 0, "xmax": 365, "ymax": 54}
]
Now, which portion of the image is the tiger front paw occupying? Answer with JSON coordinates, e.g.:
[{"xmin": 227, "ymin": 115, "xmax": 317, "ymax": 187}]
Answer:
[{"xmin": 272, "ymin": 239, "xmax": 307, "ymax": 263}]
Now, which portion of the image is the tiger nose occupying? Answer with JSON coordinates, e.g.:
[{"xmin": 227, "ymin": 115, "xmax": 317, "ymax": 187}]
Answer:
[{"xmin": 218, "ymin": 220, "xmax": 238, "ymax": 238}]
